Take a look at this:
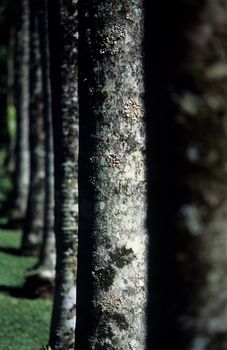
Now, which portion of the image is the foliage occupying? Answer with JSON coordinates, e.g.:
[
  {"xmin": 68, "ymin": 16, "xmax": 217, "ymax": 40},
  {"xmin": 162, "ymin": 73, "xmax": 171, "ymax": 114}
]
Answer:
[{"xmin": 0, "ymin": 230, "xmax": 52, "ymax": 350}]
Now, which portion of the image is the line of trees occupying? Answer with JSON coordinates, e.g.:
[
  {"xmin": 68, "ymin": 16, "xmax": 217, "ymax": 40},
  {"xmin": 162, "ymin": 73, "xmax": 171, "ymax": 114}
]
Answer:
[{"xmin": 1, "ymin": 0, "xmax": 227, "ymax": 349}]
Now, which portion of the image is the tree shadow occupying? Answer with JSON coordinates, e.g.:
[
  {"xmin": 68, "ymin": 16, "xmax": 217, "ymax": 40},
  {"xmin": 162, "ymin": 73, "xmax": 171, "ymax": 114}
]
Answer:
[
  {"xmin": 0, "ymin": 284, "xmax": 37, "ymax": 299},
  {"xmin": 0, "ymin": 247, "xmax": 21, "ymax": 256},
  {"xmin": 0, "ymin": 217, "xmax": 23, "ymax": 230},
  {"xmin": 0, "ymin": 277, "xmax": 54, "ymax": 300}
]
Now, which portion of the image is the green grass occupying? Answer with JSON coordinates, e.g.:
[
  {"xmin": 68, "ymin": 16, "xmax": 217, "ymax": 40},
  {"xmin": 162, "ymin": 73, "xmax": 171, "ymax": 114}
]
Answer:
[{"xmin": 0, "ymin": 230, "xmax": 52, "ymax": 350}]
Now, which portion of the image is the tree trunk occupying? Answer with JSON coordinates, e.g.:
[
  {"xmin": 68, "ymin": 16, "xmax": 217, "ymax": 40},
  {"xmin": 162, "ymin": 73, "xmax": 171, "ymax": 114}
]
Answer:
[
  {"xmin": 24, "ymin": 0, "xmax": 55, "ymax": 296},
  {"xmin": 0, "ymin": 25, "xmax": 9, "ymax": 148},
  {"xmin": 48, "ymin": 0, "xmax": 78, "ymax": 349},
  {"xmin": 11, "ymin": 0, "xmax": 30, "ymax": 220},
  {"xmin": 21, "ymin": 0, "xmax": 45, "ymax": 256},
  {"xmin": 160, "ymin": 1, "xmax": 227, "ymax": 349},
  {"xmin": 36, "ymin": 0, "xmax": 55, "ymax": 280},
  {"xmin": 76, "ymin": 1, "xmax": 147, "ymax": 349},
  {"xmin": 4, "ymin": 27, "xmax": 16, "ymax": 173}
]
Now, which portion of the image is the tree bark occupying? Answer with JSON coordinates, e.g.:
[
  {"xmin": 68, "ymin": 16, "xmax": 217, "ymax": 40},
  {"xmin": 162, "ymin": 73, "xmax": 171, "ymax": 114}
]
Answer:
[
  {"xmin": 76, "ymin": 1, "xmax": 147, "ymax": 349},
  {"xmin": 11, "ymin": 0, "xmax": 30, "ymax": 220},
  {"xmin": 48, "ymin": 0, "xmax": 78, "ymax": 348},
  {"xmin": 163, "ymin": 1, "xmax": 227, "ymax": 349},
  {"xmin": 21, "ymin": 0, "xmax": 45, "ymax": 256}
]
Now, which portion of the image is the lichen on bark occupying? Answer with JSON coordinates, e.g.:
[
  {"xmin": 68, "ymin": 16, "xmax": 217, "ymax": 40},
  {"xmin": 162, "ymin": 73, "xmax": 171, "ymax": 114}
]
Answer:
[{"xmin": 77, "ymin": 0, "xmax": 147, "ymax": 349}]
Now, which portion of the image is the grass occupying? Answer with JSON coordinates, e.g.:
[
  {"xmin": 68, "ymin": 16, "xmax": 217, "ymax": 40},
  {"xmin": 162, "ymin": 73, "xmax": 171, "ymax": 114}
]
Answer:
[{"xmin": 0, "ymin": 230, "xmax": 52, "ymax": 350}]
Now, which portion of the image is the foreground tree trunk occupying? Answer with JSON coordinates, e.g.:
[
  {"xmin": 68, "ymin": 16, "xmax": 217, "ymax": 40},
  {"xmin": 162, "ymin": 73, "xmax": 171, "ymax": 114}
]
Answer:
[
  {"xmin": 76, "ymin": 1, "xmax": 147, "ymax": 349},
  {"xmin": 165, "ymin": 1, "xmax": 227, "ymax": 349},
  {"xmin": 21, "ymin": 0, "xmax": 45, "ymax": 256},
  {"xmin": 11, "ymin": 0, "xmax": 30, "ymax": 220},
  {"xmin": 48, "ymin": 1, "xmax": 78, "ymax": 348}
]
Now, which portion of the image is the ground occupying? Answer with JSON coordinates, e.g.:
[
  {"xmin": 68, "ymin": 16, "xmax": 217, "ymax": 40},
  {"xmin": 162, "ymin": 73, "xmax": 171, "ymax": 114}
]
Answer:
[{"xmin": 0, "ymin": 230, "xmax": 52, "ymax": 350}]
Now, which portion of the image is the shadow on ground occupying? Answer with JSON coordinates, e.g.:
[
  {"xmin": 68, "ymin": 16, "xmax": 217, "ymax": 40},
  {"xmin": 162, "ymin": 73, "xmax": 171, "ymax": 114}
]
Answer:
[{"xmin": 0, "ymin": 246, "xmax": 21, "ymax": 256}]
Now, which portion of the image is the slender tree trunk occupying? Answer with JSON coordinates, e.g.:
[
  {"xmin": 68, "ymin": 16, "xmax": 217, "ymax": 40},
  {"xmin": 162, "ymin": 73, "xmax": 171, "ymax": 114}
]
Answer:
[
  {"xmin": 24, "ymin": 0, "xmax": 55, "ymax": 296},
  {"xmin": 46, "ymin": 0, "xmax": 79, "ymax": 350},
  {"xmin": 21, "ymin": 0, "xmax": 45, "ymax": 256},
  {"xmin": 11, "ymin": 0, "xmax": 30, "ymax": 220},
  {"xmin": 48, "ymin": 0, "xmax": 78, "ymax": 349},
  {"xmin": 0, "ymin": 35, "xmax": 8, "ymax": 148},
  {"xmin": 4, "ymin": 27, "xmax": 16, "ymax": 172},
  {"xmin": 36, "ymin": 0, "xmax": 55, "ymax": 280},
  {"xmin": 76, "ymin": 1, "xmax": 147, "ymax": 349}
]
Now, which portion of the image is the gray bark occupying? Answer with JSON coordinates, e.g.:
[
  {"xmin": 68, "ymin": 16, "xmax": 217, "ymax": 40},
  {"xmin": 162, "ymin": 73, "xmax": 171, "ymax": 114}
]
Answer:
[
  {"xmin": 76, "ymin": 1, "xmax": 147, "ymax": 349},
  {"xmin": 21, "ymin": 0, "xmax": 45, "ymax": 256},
  {"xmin": 48, "ymin": 0, "xmax": 78, "ymax": 349},
  {"xmin": 11, "ymin": 0, "xmax": 30, "ymax": 219}
]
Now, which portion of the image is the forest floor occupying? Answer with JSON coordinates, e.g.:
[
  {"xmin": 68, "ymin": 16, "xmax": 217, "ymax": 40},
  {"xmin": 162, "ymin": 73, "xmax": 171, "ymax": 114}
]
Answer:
[
  {"xmin": 0, "ymin": 230, "xmax": 52, "ymax": 350},
  {"xmin": 0, "ymin": 150, "xmax": 52, "ymax": 350}
]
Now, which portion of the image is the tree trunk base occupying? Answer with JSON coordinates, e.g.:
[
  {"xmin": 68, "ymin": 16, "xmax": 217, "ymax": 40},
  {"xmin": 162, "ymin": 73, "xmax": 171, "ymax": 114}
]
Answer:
[{"xmin": 23, "ymin": 270, "xmax": 55, "ymax": 298}]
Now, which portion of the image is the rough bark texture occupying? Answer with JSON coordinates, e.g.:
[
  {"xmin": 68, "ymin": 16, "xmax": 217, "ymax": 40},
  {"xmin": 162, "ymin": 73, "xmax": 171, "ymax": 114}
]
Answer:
[
  {"xmin": 11, "ymin": 0, "xmax": 30, "ymax": 219},
  {"xmin": 21, "ymin": 0, "xmax": 45, "ymax": 256},
  {"xmin": 76, "ymin": 1, "xmax": 147, "ymax": 349},
  {"xmin": 48, "ymin": 1, "xmax": 78, "ymax": 348},
  {"xmin": 164, "ymin": 1, "xmax": 227, "ymax": 349}
]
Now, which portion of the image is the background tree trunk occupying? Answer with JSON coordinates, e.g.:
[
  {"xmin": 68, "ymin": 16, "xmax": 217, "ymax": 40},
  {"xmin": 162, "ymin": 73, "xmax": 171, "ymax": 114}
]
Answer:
[
  {"xmin": 76, "ymin": 1, "xmax": 147, "ymax": 349},
  {"xmin": 48, "ymin": 0, "xmax": 78, "ymax": 349},
  {"xmin": 21, "ymin": 0, "xmax": 45, "ymax": 256},
  {"xmin": 36, "ymin": 0, "xmax": 55, "ymax": 282},
  {"xmin": 11, "ymin": 0, "xmax": 30, "ymax": 221},
  {"xmin": 4, "ymin": 27, "xmax": 16, "ymax": 173},
  {"xmin": 24, "ymin": 0, "xmax": 55, "ymax": 297}
]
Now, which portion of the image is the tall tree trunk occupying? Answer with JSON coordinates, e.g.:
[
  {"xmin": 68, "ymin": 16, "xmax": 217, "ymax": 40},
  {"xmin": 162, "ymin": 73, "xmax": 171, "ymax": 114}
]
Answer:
[
  {"xmin": 24, "ymin": 0, "xmax": 55, "ymax": 296},
  {"xmin": 21, "ymin": 0, "xmax": 45, "ymax": 256},
  {"xmin": 36, "ymin": 0, "xmax": 55, "ymax": 281},
  {"xmin": 4, "ymin": 27, "xmax": 16, "ymax": 173},
  {"xmin": 173, "ymin": 1, "xmax": 227, "ymax": 349},
  {"xmin": 76, "ymin": 1, "xmax": 147, "ymax": 349},
  {"xmin": 11, "ymin": 0, "xmax": 30, "ymax": 220},
  {"xmin": 48, "ymin": 0, "xmax": 78, "ymax": 349},
  {"xmin": 0, "ymin": 30, "xmax": 9, "ymax": 148},
  {"xmin": 145, "ymin": 1, "xmax": 227, "ymax": 349}
]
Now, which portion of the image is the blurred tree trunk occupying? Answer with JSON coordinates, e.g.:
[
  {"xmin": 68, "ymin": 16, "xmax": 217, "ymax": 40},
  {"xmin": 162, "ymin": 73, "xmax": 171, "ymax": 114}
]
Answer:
[
  {"xmin": 11, "ymin": 0, "xmax": 30, "ymax": 221},
  {"xmin": 0, "ymin": 22, "xmax": 9, "ymax": 148},
  {"xmin": 36, "ymin": 0, "xmax": 55, "ymax": 283},
  {"xmin": 24, "ymin": 0, "xmax": 55, "ymax": 296},
  {"xmin": 48, "ymin": 0, "xmax": 78, "ymax": 349},
  {"xmin": 76, "ymin": 1, "xmax": 147, "ymax": 349},
  {"xmin": 4, "ymin": 27, "xmax": 16, "ymax": 173},
  {"xmin": 167, "ymin": 1, "xmax": 227, "ymax": 349},
  {"xmin": 21, "ymin": 0, "xmax": 45, "ymax": 256}
]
